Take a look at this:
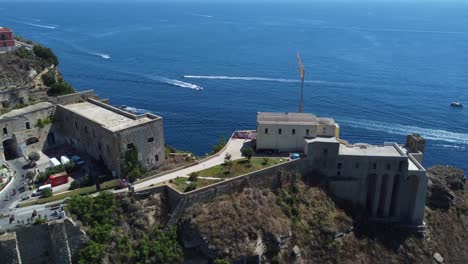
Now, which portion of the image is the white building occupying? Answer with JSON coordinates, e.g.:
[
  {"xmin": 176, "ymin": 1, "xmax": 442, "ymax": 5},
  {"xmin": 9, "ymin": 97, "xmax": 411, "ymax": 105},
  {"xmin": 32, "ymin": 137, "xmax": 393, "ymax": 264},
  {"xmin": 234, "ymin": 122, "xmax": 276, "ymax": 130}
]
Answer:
[
  {"xmin": 256, "ymin": 112, "xmax": 339, "ymax": 152},
  {"xmin": 256, "ymin": 112, "xmax": 428, "ymax": 227}
]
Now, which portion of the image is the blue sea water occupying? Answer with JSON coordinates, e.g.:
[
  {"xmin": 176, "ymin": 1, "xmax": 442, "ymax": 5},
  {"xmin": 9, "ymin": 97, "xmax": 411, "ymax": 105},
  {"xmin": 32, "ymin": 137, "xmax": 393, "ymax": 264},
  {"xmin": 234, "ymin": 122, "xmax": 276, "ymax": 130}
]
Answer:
[{"xmin": 1, "ymin": 1, "xmax": 467, "ymax": 172}]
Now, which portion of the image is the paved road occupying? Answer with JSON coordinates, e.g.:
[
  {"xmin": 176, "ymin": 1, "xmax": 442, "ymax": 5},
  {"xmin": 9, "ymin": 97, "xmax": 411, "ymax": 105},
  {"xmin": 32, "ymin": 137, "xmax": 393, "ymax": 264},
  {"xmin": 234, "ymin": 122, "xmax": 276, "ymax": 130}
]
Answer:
[
  {"xmin": 0, "ymin": 157, "xmax": 35, "ymax": 214},
  {"xmin": 133, "ymin": 138, "xmax": 249, "ymax": 190},
  {"xmin": 0, "ymin": 201, "xmax": 65, "ymax": 230}
]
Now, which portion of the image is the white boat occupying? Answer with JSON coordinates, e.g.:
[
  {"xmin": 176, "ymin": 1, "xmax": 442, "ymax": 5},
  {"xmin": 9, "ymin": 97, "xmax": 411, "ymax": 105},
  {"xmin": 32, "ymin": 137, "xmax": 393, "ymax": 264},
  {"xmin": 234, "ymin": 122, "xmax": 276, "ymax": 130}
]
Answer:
[{"xmin": 450, "ymin": 101, "xmax": 463, "ymax": 107}]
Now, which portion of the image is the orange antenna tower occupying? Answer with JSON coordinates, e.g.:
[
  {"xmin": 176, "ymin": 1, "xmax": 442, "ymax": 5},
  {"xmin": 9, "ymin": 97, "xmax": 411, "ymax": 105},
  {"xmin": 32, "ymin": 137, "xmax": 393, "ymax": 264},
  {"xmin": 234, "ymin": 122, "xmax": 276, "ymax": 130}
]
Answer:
[{"xmin": 297, "ymin": 52, "xmax": 305, "ymax": 113}]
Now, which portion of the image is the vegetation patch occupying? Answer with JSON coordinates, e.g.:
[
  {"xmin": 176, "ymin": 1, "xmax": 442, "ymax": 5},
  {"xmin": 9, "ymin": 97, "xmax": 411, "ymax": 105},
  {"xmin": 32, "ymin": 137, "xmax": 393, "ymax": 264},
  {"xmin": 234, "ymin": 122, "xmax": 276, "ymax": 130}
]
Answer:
[
  {"xmin": 170, "ymin": 176, "xmax": 223, "ymax": 193},
  {"xmin": 195, "ymin": 157, "xmax": 285, "ymax": 179}
]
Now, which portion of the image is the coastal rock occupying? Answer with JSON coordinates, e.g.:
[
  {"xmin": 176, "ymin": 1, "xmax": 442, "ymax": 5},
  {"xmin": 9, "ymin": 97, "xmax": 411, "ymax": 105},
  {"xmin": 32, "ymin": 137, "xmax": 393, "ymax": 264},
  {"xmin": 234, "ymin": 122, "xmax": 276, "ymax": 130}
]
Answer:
[{"xmin": 426, "ymin": 166, "xmax": 465, "ymax": 209}]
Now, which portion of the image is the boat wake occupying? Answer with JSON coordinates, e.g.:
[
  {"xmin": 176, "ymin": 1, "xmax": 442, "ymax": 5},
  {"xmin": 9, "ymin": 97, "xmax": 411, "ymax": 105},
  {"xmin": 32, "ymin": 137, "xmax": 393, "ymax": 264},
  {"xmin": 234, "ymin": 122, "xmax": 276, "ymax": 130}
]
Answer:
[
  {"xmin": 342, "ymin": 118, "xmax": 468, "ymax": 145},
  {"xmin": 120, "ymin": 106, "xmax": 149, "ymax": 114},
  {"xmin": 91, "ymin": 52, "xmax": 111, "ymax": 59},
  {"xmin": 11, "ymin": 20, "xmax": 56, "ymax": 29},
  {"xmin": 150, "ymin": 76, "xmax": 203, "ymax": 90},
  {"xmin": 184, "ymin": 75, "xmax": 299, "ymax": 83},
  {"xmin": 191, "ymin": 13, "xmax": 213, "ymax": 18}
]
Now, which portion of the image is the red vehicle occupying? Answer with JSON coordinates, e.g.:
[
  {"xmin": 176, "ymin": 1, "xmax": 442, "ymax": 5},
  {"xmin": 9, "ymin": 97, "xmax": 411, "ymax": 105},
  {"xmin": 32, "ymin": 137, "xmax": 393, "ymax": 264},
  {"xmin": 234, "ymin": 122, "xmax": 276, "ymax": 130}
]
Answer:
[{"xmin": 48, "ymin": 172, "xmax": 69, "ymax": 187}]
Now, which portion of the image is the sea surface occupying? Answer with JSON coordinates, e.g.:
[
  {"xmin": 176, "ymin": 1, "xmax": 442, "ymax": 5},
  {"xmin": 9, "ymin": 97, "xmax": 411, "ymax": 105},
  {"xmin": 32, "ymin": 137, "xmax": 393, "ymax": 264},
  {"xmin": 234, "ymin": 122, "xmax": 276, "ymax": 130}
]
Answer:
[{"xmin": 1, "ymin": 1, "xmax": 467, "ymax": 172}]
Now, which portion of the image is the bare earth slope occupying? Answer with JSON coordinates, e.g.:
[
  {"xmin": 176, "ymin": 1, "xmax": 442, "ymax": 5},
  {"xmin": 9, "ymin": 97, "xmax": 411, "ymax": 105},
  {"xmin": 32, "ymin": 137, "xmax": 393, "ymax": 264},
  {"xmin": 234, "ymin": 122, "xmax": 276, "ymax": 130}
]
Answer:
[{"xmin": 179, "ymin": 166, "xmax": 467, "ymax": 263}]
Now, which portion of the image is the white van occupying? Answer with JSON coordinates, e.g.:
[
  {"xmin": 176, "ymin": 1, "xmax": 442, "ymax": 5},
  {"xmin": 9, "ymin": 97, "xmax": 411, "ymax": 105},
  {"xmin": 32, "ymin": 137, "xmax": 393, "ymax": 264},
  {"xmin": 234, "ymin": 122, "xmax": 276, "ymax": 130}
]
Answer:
[{"xmin": 32, "ymin": 184, "xmax": 53, "ymax": 197}]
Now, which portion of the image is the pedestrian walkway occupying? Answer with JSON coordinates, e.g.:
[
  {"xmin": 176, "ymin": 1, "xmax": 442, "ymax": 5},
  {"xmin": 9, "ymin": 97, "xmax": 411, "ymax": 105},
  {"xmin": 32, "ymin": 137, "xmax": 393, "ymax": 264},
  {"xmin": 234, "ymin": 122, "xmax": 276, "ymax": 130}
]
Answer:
[{"xmin": 133, "ymin": 138, "xmax": 249, "ymax": 190}]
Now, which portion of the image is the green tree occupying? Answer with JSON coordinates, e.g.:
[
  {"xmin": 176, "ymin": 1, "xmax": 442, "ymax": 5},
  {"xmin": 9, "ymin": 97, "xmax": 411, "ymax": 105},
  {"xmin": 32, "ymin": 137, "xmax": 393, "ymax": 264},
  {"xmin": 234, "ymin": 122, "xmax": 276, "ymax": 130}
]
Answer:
[
  {"xmin": 47, "ymin": 81, "xmax": 74, "ymax": 96},
  {"xmin": 241, "ymin": 147, "xmax": 254, "ymax": 162},
  {"xmin": 214, "ymin": 259, "xmax": 230, "ymax": 264},
  {"xmin": 78, "ymin": 241, "xmax": 106, "ymax": 264},
  {"xmin": 121, "ymin": 147, "xmax": 144, "ymax": 183},
  {"xmin": 41, "ymin": 69, "xmax": 57, "ymax": 86},
  {"xmin": 28, "ymin": 151, "xmax": 40, "ymax": 162},
  {"xmin": 212, "ymin": 136, "xmax": 227, "ymax": 154},
  {"xmin": 188, "ymin": 172, "xmax": 199, "ymax": 182},
  {"xmin": 33, "ymin": 44, "xmax": 59, "ymax": 66},
  {"xmin": 184, "ymin": 182, "xmax": 197, "ymax": 192},
  {"xmin": 42, "ymin": 188, "xmax": 52, "ymax": 198},
  {"xmin": 69, "ymin": 180, "xmax": 80, "ymax": 190}
]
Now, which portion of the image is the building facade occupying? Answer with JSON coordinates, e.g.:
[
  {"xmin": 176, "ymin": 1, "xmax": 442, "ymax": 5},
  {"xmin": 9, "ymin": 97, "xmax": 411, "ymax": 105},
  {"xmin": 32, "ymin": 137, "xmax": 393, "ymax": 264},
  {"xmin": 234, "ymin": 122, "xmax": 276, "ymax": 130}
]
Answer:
[
  {"xmin": 256, "ymin": 112, "xmax": 428, "ymax": 227},
  {"xmin": 256, "ymin": 112, "xmax": 339, "ymax": 152},
  {"xmin": 54, "ymin": 99, "xmax": 165, "ymax": 177},
  {"xmin": 0, "ymin": 27, "xmax": 15, "ymax": 51}
]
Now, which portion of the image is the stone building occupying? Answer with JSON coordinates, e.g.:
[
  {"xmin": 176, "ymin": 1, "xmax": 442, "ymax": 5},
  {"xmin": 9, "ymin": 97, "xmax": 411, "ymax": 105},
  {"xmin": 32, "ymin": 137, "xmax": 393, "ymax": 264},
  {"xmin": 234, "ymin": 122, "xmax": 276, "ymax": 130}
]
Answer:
[
  {"xmin": 256, "ymin": 112, "xmax": 339, "ymax": 152},
  {"xmin": 0, "ymin": 102, "xmax": 55, "ymax": 160},
  {"xmin": 53, "ymin": 98, "xmax": 165, "ymax": 177},
  {"xmin": 256, "ymin": 112, "xmax": 428, "ymax": 227},
  {"xmin": 0, "ymin": 27, "xmax": 15, "ymax": 52}
]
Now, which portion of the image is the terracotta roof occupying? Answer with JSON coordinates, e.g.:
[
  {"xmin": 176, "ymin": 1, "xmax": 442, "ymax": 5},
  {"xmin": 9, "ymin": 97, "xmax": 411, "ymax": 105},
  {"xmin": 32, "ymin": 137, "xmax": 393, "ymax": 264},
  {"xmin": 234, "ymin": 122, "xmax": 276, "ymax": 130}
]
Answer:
[{"xmin": 0, "ymin": 27, "xmax": 12, "ymax": 33}]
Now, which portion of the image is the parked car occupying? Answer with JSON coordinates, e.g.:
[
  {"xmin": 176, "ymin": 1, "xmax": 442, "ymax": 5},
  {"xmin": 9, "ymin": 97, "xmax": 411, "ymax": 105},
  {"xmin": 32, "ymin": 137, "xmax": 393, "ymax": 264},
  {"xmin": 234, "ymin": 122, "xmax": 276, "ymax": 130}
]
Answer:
[
  {"xmin": 21, "ymin": 195, "xmax": 30, "ymax": 201},
  {"xmin": 71, "ymin": 155, "xmax": 86, "ymax": 166},
  {"xmin": 18, "ymin": 186, "xmax": 26, "ymax": 193}
]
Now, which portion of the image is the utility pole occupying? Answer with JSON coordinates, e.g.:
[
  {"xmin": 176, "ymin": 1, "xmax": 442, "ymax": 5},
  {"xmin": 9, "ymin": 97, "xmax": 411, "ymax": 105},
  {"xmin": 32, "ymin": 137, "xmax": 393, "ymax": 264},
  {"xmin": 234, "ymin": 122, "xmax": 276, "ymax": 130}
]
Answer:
[{"xmin": 297, "ymin": 52, "xmax": 305, "ymax": 113}]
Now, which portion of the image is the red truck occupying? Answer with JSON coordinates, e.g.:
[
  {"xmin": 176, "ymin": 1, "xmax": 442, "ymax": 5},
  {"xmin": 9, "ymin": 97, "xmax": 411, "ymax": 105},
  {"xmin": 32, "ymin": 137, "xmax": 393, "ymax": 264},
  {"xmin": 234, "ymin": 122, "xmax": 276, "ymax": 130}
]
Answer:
[{"xmin": 48, "ymin": 172, "xmax": 69, "ymax": 187}]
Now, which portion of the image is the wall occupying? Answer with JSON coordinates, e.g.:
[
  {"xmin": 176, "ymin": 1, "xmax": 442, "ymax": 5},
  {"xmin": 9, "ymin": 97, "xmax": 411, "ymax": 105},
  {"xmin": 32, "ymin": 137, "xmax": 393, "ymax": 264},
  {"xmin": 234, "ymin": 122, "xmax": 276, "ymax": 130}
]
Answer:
[
  {"xmin": 256, "ymin": 122, "xmax": 336, "ymax": 152},
  {"xmin": 47, "ymin": 90, "xmax": 98, "ymax": 105}
]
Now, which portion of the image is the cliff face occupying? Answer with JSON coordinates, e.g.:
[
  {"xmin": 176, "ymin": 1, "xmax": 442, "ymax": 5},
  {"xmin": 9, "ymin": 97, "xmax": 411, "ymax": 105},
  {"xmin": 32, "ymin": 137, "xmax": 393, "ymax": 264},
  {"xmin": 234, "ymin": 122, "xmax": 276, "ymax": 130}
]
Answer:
[
  {"xmin": 0, "ymin": 47, "xmax": 59, "ymax": 90},
  {"xmin": 178, "ymin": 166, "xmax": 467, "ymax": 264}
]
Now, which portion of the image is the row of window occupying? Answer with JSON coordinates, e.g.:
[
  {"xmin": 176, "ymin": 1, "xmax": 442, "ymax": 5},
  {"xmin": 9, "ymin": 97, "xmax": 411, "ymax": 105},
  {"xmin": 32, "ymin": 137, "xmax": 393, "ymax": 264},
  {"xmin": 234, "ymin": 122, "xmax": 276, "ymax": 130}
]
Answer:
[
  {"xmin": 264, "ymin": 127, "xmax": 328, "ymax": 136},
  {"xmin": 336, "ymin": 162, "xmax": 404, "ymax": 171},
  {"xmin": 3, "ymin": 122, "xmax": 32, "ymax": 135}
]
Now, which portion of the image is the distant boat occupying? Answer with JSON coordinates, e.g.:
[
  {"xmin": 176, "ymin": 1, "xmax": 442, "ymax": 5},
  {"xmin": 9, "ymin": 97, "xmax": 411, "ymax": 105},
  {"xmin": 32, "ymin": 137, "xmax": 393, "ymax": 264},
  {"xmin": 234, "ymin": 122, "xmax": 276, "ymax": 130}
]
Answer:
[{"xmin": 450, "ymin": 101, "xmax": 463, "ymax": 107}]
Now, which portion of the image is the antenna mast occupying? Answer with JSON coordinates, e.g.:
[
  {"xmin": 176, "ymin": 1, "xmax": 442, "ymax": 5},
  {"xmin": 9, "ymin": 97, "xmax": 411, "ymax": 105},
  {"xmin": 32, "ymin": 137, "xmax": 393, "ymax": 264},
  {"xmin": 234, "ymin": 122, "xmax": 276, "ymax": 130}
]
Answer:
[{"xmin": 297, "ymin": 52, "xmax": 305, "ymax": 113}]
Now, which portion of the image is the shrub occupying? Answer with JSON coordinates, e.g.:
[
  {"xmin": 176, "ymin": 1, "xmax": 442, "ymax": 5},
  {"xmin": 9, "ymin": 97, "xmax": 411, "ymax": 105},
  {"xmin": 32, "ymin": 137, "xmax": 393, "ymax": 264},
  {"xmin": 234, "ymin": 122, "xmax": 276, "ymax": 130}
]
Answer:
[
  {"xmin": 34, "ymin": 217, "xmax": 46, "ymax": 225},
  {"xmin": 214, "ymin": 259, "xmax": 230, "ymax": 264},
  {"xmin": 241, "ymin": 147, "xmax": 254, "ymax": 161},
  {"xmin": 42, "ymin": 188, "xmax": 52, "ymax": 198},
  {"xmin": 26, "ymin": 171, "xmax": 35, "ymax": 181},
  {"xmin": 69, "ymin": 180, "xmax": 80, "ymax": 190},
  {"xmin": 42, "ymin": 69, "xmax": 56, "ymax": 86},
  {"xmin": 36, "ymin": 172, "xmax": 47, "ymax": 184},
  {"xmin": 28, "ymin": 151, "xmax": 40, "ymax": 162},
  {"xmin": 262, "ymin": 157, "xmax": 269, "ymax": 165},
  {"xmin": 33, "ymin": 44, "xmax": 59, "ymax": 66},
  {"xmin": 188, "ymin": 172, "xmax": 199, "ymax": 182},
  {"xmin": 47, "ymin": 81, "xmax": 74, "ymax": 96},
  {"xmin": 121, "ymin": 147, "xmax": 144, "ymax": 183},
  {"xmin": 15, "ymin": 47, "xmax": 34, "ymax": 59},
  {"xmin": 184, "ymin": 182, "xmax": 197, "ymax": 192},
  {"xmin": 212, "ymin": 136, "xmax": 227, "ymax": 154}
]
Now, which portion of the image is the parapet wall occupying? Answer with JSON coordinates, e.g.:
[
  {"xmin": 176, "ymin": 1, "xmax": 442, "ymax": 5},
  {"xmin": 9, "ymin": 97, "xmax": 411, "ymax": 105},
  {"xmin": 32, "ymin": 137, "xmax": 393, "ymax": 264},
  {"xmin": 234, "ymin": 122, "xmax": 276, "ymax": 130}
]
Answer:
[
  {"xmin": 136, "ymin": 158, "xmax": 311, "ymax": 224},
  {"xmin": 48, "ymin": 90, "xmax": 98, "ymax": 105}
]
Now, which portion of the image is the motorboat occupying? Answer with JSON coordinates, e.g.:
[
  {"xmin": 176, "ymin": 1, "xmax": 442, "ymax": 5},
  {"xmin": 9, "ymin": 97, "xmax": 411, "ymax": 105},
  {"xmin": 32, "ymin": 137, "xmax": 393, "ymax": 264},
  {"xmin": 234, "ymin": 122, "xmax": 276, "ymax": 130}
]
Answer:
[{"xmin": 450, "ymin": 101, "xmax": 463, "ymax": 107}]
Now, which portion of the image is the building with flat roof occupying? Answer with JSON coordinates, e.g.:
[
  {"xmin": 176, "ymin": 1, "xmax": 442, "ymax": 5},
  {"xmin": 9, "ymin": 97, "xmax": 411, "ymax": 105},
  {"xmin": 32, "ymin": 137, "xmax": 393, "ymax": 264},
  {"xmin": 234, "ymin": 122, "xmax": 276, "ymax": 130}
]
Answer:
[
  {"xmin": 54, "ymin": 99, "xmax": 165, "ymax": 177},
  {"xmin": 0, "ymin": 27, "xmax": 15, "ymax": 51},
  {"xmin": 256, "ymin": 112, "xmax": 427, "ymax": 227},
  {"xmin": 256, "ymin": 112, "xmax": 339, "ymax": 152}
]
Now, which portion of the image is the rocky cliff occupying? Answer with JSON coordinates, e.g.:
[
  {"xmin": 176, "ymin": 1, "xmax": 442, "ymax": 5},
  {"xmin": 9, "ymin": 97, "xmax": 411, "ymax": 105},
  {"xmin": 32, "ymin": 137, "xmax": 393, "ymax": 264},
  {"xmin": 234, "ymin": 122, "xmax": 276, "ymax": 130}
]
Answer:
[{"xmin": 178, "ymin": 166, "xmax": 467, "ymax": 263}]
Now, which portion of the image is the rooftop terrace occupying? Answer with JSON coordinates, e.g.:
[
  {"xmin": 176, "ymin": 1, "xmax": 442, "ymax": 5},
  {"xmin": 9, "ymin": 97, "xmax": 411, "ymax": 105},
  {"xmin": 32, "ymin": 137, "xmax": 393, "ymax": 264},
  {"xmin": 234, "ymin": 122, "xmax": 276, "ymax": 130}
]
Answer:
[
  {"xmin": 63, "ymin": 101, "xmax": 158, "ymax": 132},
  {"xmin": 257, "ymin": 112, "xmax": 335, "ymax": 126},
  {"xmin": 339, "ymin": 143, "xmax": 403, "ymax": 157}
]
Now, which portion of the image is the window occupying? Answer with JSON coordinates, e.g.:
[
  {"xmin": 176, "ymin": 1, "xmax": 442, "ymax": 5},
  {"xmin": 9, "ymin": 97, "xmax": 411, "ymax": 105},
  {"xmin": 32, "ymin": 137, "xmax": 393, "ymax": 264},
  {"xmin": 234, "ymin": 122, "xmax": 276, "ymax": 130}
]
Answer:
[
  {"xmin": 323, "ymin": 148, "xmax": 328, "ymax": 156},
  {"xmin": 292, "ymin": 129, "xmax": 296, "ymax": 135},
  {"xmin": 355, "ymin": 163, "xmax": 360, "ymax": 169},
  {"xmin": 98, "ymin": 142, "xmax": 102, "ymax": 151},
  {"xmin": 306, "ymin": 129, "xmax": 310, "ymax": 136},
  {"xmin": 337, "ymin": 163, "xmax": 342, "ymax": 169},
  {"xmin": 155, "ymin": 155, "xmax": 159, "ymax": 161},
  {"xmin": 3, "ymin": 127, "xmax": 7, "ymax": 135},
  {"xmin": 278, "ymin": 128, "xmax": 282, "ymax": 135},
  {"xmin": 74, "ymin": 122, "xmax": 78, "ymax": 129},
  {"xmin": 147, "ymin": 137, "xmax": 154, "ymax": 143},
  {"xmin": 373, "ymin": 163, "xmax": 377, "ymax": 170},
  {"xmin": 106, "ymin": 145, "xmax": 110, "ymax": 154},
  {"xmin": 387, "ymin": 164, "xmax": 391, "ymax": 170},
  {"xmin": 84, "ymin": 126, "xmax": 88, "ymax": 134},
  {"xmin": 322, "ymin": 127, "xmax": 326, "ymax": 134},
  {"xmin": 127, "ymin": 143, "xmax": 134, "ymax": 150},
  {"xmin": 264, "ymin": 128, "xmax": 268, "ymax": 134},
  {"xmin": 25, "ymin": 122, "xmax": 31, "ymax": 130},
  {"xmin": 337, "ymin": 171, "xmax": 341, "ymax": 176}
]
